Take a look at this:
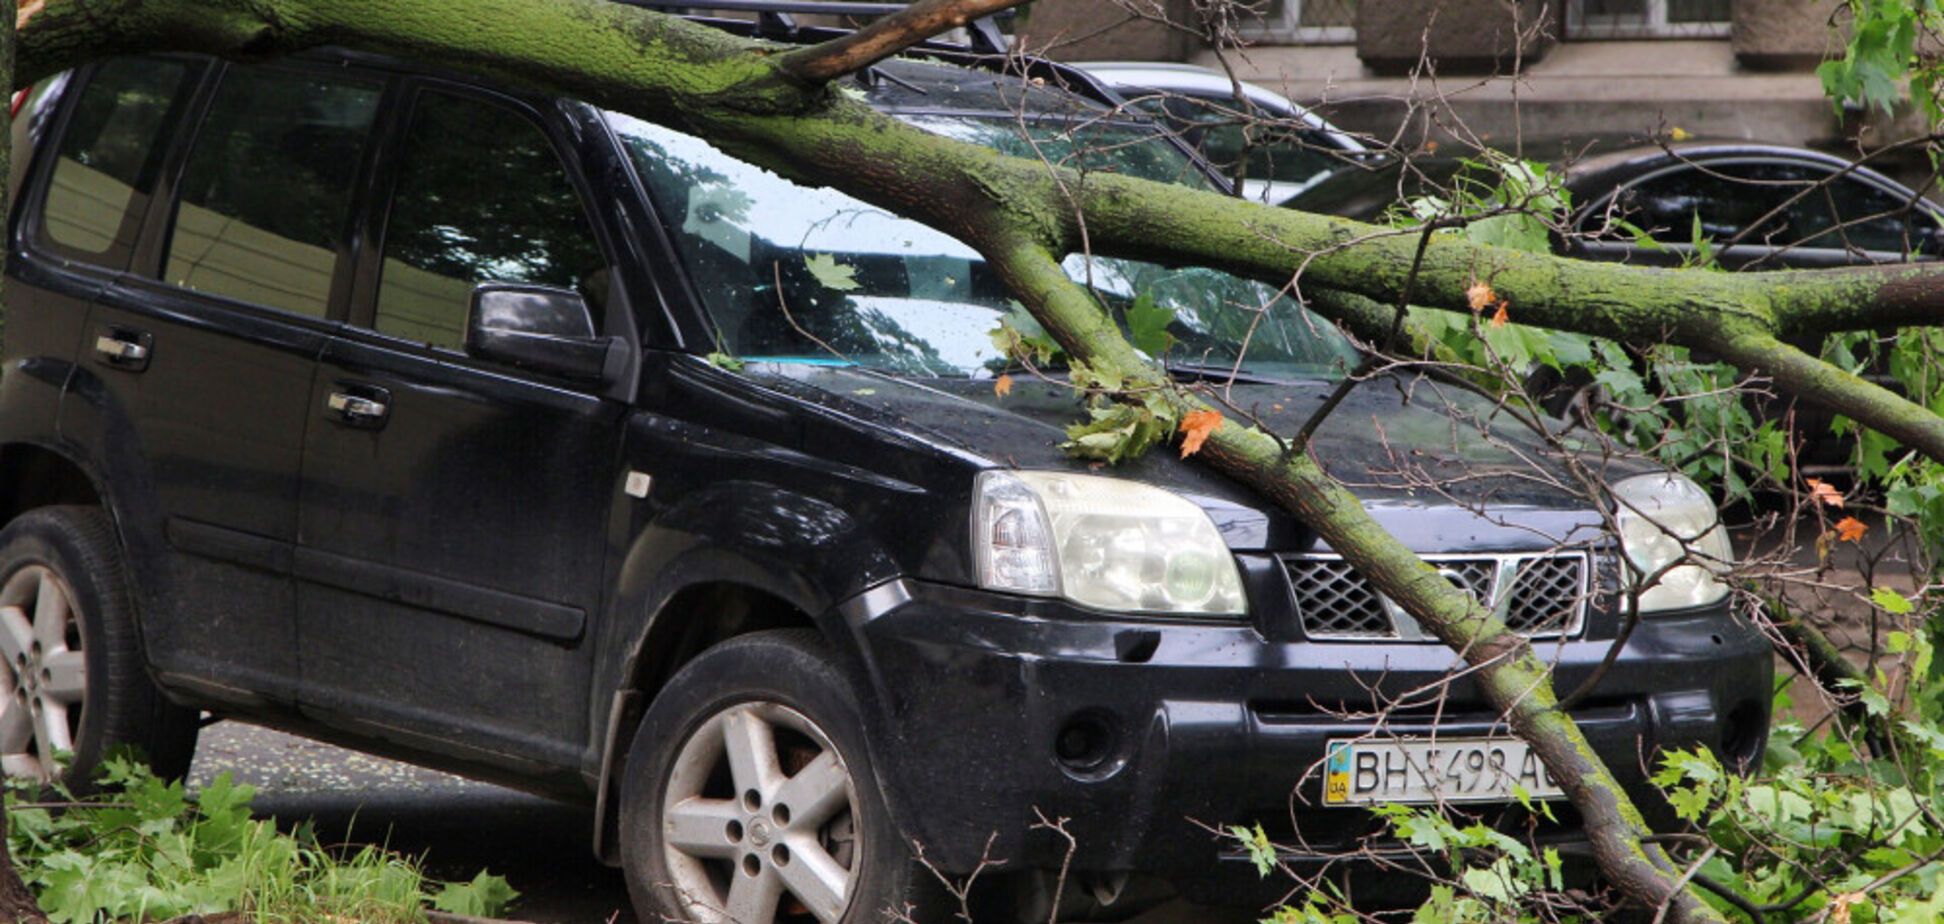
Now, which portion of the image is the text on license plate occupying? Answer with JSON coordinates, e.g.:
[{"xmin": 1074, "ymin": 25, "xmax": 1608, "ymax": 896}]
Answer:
[{"xmin": 1324, "ymin": 737, "xmax": 1565, "ymax": 806}]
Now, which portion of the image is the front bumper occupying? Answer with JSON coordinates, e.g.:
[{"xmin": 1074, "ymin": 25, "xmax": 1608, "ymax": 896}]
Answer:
[{"xmin": 837, "ymin": 577, "xmax": 1772, "ymax": 904}]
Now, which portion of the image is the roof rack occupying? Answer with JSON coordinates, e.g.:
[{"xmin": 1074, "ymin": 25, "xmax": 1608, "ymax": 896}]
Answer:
[{"xmin": 609, "ymin": 0, "xmax": 1011, "ymax": 55}]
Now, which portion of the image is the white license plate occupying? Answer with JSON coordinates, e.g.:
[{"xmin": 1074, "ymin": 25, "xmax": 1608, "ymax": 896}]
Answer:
[{"xmin": 1323, "ymin": 737, "xmax": 1565, "ymax": 806}]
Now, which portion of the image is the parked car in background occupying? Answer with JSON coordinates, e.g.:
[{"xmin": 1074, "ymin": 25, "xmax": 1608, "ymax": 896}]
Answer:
[
  {"xmin": 1078, "ymin": 61, "xmax": 1367, "ymax": 206},
  {"xmin": 1561, "ymin": 142, "xmax": 1944, "ymax": 268},
  {"xmin": 0, "ymin": 12, "xmax": 1768, "ymax": 924},
  {"xmin": 1289, "ymin": 139, "xmax": 1944, "ymax": 269}
]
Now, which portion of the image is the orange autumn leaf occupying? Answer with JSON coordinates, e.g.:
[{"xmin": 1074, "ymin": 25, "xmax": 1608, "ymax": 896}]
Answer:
[
  {"xmin": 1466, "ymin": 280, "xmax": 1497, "ymax": 312},
  {"xmin": 1806, "ymin": 478, "xmax": 1845, "ymax": 509},
  {"xmin": 1178, "ymin": 409, "xmax": 1223, "ymax": 458},
  {"xmin": 1835, "ymin": 517, "xmax": 1868, "ymax": 544},
  {"xmin": 993, "ymin": 374, "xmax": 1013, "ymax": 398},
  {"xmin": 1490, "ymin": 300, "xmax": 1510, "ymax": 328}
]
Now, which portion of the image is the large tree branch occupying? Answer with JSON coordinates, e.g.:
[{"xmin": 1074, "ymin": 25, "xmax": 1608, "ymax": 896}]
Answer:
[
  {"xmin": 981, "ymin": 234, "xmax": 1728, "ymax": 923},
  {"xmin": 1709, "ymin": 327, "xmax": 1944, "ymax": 461},
  {"xmin": 772, "ymin": 0, "xmax": 1027, "ymax": 83}
]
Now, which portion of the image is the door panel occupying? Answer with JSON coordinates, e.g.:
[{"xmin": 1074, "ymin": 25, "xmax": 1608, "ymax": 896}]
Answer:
[
  {"xmin": 68, "ymin": 62, "xmax": 383, "ymax": 707},
  {"xmin": 295, "ymin": 337, "xmax": 620, "ymax": 765},
  {"xmin": 86, "ymin": 280, "xmax": 330, "ymax": 705},
  {"xmin": 294, "ymin": 84, "xmax": 623, "ymax": 767}
]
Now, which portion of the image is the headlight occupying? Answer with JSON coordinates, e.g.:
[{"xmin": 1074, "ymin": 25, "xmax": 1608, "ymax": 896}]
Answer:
[
  {"xmin": 973, "ymin": 471, "xmax": 1247, "ymax": 616},
  {"xmin": 1612, "ymin": 472, "xmax": 1732, "ymax": 612}
]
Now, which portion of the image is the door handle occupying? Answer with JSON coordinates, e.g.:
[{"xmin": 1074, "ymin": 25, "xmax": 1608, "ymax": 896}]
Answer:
[
  {"xmin": 91, "ymin": 328, "xmax": 153, "ymax": 371},
  {"xmin": 325, "ymin": 387, "xmax": 391, "ymax": 428}
]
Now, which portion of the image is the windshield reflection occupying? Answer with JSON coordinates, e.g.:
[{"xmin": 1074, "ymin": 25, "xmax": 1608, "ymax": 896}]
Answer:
[{"xmin": 608, "ymin": 108, "xmax": 1357, "ymax": 381}]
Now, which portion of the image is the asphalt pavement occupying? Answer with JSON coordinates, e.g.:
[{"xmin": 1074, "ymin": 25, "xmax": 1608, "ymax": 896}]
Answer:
[
  {"xmin": 186, "ymin": 723, "xmax": 1245, "ymax": 924},
  {"xmin": 187, "ymin": 722, "xmax": 637, "ymax": 923}
]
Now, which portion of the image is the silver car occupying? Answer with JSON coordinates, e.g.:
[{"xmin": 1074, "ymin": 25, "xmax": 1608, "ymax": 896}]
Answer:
[{"xmin": 1078, "ymin": 61, "xmax": 1367, "ymax": 205}]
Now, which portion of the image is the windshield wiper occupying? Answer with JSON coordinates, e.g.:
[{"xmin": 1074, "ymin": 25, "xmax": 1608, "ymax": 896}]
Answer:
[{"xmin": 1164, "ymin": 362, "xmax": 1291, "ymax": 385}]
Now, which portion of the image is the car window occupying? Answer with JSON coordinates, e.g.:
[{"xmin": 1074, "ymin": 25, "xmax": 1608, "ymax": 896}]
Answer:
[
  {"xmin": 162, "ymin": 65, "xmax": 382, "ymax": 318},
  {"xmin": 1122, "ymin": 92, "xmax": 1337, "ymax": 189},
  {"xmin": 1604, "ymin": 159, "xmax": 1941, "ymax": 258},
  {"xmin": 1783, "ymin": 174, "xmax": 1940, "ymax": 256},
  {"xmin": 38, "ymin": 58, "xmax": 195, "ymax": 267},
  {"xmin": 1161, "ymin": 94, "xmax": 1339, "ymax": 188},
  {"xmin": 373, "ymin": 90, "xmax": 605, "ymax": 351},
  {"xmin": 1606, "ymin": 161, "xmax": 1812, "ymax": 247},
  {"xmin": 609, "ymin": 111, "xmax": 1357, "ymax": 380}
]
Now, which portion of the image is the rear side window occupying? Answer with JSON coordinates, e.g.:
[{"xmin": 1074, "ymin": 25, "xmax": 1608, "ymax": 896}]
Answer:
[
  {"xmin": 162, "ymin": 65, "xmax": 382, "ymax": 318},
  {"xmin": 1607, "ymin": 160, "xmax": 1942, "ymax": 257},
  {"xmin": 38, "ymin": 59, "xmax": 194, "ymax": 267},
  {"xmin": 1162, "ymin": 94, "xmax": 1338, "ymax": 187},
  {"xmin": 1608, "ymin": 162, "xmax": 1803, "ymax": 246},
  {"xmin": 373, "ymin": 89, "xmax": 604, "ymax": 351},
  {"xmin": 1782, "ymin": 175, "xmax": 1941, "ymax": 256}
]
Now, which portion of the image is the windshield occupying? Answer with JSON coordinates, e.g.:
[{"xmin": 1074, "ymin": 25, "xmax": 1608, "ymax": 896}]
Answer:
[{"xmin": 608, "ymin": 107, "xmax": 1357, "ymax": 380}]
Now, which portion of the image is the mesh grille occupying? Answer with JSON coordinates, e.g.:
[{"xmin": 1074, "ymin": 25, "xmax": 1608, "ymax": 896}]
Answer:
[
  {"xmin": 1285, "ymin": 558, "xmax": 1391, "ymax": 637},
  {"xmin": 1501, "ymin": 556, "xmax": 1589, "ymax": 634},
  {"xmin": 1285, "ymin": 554, "xmax": 1590, "ymax": 641}
]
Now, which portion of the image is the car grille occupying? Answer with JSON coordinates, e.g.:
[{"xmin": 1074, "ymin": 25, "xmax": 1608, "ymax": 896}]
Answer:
[{"xmin": 1283, "ymin": 552, "xmax": 1593, "ymax": 641}]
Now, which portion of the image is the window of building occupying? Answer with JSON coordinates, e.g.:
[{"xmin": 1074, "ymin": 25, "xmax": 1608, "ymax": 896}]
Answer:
[
  {"xmin": 1567, "ymin": 0, "xmax": 1731, "ymax": 39},
  {"xmin": 163, "ymin": 65, "xmax": 382, "ymax": 318},
  {"xmin": 1243, "ymin": 0, "xmax": 1356, "ymax": 44},
  {"xmin": 39, "ymin": 58, "xmax": 196, "ymax": 267},
  {"xmin": 374, "ymin": 90, "xmax": 606, "ymax": 352}
]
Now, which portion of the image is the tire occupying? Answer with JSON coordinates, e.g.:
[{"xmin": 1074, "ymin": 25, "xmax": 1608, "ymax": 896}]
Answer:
[
  {"xmin": 0, "ymin": 506, "xmax": 198, "ymax": 789},
  {"xmin": 619, "ymin": 629, "xmax": 938, "ymax": 924}
]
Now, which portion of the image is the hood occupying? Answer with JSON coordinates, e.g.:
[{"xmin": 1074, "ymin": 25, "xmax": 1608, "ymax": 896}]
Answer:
[{"xmin": 751, "ymin": 363, "xmax": 1637, "ymax": 554}]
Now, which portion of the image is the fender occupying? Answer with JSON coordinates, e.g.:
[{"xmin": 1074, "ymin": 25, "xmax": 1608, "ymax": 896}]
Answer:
[
  {"xmin": 586, "ymin": 479, "xmax": 906, "ymax": 860},
  {"xmin": 56, "ymin": 361, "xmax": 172, "ymax": 613}
]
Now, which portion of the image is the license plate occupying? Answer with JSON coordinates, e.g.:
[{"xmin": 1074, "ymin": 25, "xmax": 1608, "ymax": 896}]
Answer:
[{"xmin": 1323, "ymin": 737, "xmax": 1565, "ymax": 806}]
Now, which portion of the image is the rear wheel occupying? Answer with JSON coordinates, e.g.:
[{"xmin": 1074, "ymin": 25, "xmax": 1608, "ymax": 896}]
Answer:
[
  {"xmin": 0, "ymin": 506, "xmax": 198, "ymax": 788},
  {"xmin": 619, "ymin": 630, "xmax": 935, "ymax": 924}
]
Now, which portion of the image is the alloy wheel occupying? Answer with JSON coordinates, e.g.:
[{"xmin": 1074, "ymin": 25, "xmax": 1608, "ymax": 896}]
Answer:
[
  {"xmin": 0, "ymin": 564, "xmax": 84, "ymax": 780},
  {"xmin": 661, "ymin": 701, "xmax": 861, "ymax": 924}
]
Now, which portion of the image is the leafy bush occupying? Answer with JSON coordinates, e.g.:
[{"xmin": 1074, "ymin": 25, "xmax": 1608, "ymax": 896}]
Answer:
[{"xmin": 6, "ymin": 757, "xmax": 517, "ymax": 923}]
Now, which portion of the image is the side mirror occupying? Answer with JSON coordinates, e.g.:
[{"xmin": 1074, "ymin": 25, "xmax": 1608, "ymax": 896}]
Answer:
[{"xmin": 467, "ymin": 283, "xmax": 627, "ymax": 384}]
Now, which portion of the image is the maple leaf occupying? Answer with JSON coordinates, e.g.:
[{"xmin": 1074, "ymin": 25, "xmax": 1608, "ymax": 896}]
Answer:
[
  {"xmin": 993, "ymin": 374, "xmax": 1013, "ymax": 398},
  {"xmin": 1466, "ymin": 280, "xmax": 1497, "ymax": 312},
  {"xmin": 1835, "ymin": 516, "xmax": 1868, "ymax": 544},
  {"xmin": 1178, "ymin": 409, "xmax": 1223, "ymax": 459},
  {"xmin": 1806, "ymin": 478, "xmax": 1845, "ymax": 509},
  {"xmin": 1490, "ymin": 300, "xmax": 1510, "ymax": 328}
]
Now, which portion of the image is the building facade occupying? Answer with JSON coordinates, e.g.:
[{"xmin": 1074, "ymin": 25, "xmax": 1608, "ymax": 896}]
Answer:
[{"xmin": 1018, "ymin": 0, "xmax": 1934, "ymax": 186}]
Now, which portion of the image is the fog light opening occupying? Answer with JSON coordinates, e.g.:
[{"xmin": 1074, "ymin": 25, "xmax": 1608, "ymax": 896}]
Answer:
[
  {"xmin": 1053, "ymin": 712, "xmax": 1120, "ymax": 776},
  {"xmin": 1721, "ymin": 701, "xmax": 1766, "ymax": 773}
]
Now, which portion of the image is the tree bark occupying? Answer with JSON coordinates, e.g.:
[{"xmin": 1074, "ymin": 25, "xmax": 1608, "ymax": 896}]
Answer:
[{"xmin": 0, "ymin": 807, "xmax": 48, "ymax": 924}]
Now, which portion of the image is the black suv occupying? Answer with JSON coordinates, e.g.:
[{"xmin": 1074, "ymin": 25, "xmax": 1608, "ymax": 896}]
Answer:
[{"xmin": 0, "ymin": 13, "xmax": 1771, "ymax": 923}]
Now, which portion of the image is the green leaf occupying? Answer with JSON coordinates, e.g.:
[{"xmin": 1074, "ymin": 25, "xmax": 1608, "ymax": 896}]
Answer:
[
  {"xmin": 989, "ymin": 304, "xmax": 1065, "ymax": 368},
  {"xmin": 1230, "ymin": 823, "xmax": 1277, "ymax": 878},
  {"xmin": 1062, "ymin": 403, "xmax": 1168, "ymax": 464},
  {"xmin": 433, "ymin": 871, "xmax": 521, "ymax": 918},
  {"xmin": 802, "ymin": 252, "xmax": 860, "ymax": 291},
  {"xmin": 1873, "ymin": 586, "xmax": 1916, "ymax": 614},
  {"xmin": 1125, "ymin": 292, "xmax": 1177, "ymax": 357}
]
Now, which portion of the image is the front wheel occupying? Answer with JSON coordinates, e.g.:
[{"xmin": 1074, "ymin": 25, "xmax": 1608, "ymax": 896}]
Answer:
[{"xmin": 619, "ymin": 630, "xmax": 936, "ymax": 924}]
